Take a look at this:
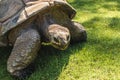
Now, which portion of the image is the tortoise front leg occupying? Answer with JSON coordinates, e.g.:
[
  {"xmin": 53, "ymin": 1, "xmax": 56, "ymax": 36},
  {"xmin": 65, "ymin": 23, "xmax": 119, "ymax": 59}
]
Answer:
[
  {"xmin": 7, "ymin": 28, "xmax": 41, "ymax": 78},
  {"xmin": 70, "ymin": 21, "xmax": 87, "ymax": 43}
]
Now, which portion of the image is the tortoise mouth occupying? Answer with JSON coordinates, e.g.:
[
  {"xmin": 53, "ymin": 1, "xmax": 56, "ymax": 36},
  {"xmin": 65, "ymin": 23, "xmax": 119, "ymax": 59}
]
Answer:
[{"xmin": 51, "ymin": 42, "xmax": 69, "ymax": 50}]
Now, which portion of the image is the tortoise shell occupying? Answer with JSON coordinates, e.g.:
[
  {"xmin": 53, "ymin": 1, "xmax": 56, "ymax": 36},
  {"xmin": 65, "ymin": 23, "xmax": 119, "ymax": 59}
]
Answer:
[{"xmin": 0, "ymin": 0, "xmax": 76, "ymax": 36}]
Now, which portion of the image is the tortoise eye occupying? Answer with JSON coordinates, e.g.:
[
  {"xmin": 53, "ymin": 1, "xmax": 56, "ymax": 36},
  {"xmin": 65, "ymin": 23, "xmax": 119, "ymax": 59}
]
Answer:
[{"xmin": 54, "ymin": 37, "xmax": 59, "ymax": 43}]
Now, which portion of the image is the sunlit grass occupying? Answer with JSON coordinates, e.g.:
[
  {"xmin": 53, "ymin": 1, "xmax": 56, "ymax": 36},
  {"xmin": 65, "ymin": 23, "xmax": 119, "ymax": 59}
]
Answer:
[{"xmin": 0, "ymin": 0, "xmax": 120, "ymax": 80}]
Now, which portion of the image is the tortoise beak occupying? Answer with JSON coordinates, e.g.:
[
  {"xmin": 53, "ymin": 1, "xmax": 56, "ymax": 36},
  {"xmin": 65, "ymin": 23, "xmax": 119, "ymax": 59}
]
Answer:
[{"xmin": 52, "ymin": 40, "xmax": 70, "ymax": 50}]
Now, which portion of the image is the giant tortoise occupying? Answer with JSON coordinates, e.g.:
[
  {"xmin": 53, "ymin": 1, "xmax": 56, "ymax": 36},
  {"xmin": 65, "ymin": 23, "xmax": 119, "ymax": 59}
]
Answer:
[{"xmin": 0, "ymin": 0, "xmax": 87, "ymax": 79}]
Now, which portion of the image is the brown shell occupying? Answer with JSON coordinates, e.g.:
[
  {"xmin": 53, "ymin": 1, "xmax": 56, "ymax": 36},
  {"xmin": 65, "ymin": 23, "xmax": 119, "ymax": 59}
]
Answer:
[{"xmin": 0, "ymin": 0, "xmax": 76, "ymax": 36}]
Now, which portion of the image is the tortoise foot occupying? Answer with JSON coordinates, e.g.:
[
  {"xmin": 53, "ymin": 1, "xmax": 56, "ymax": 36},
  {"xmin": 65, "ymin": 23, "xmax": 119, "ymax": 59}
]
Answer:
[
  {"xmin": 12, "ymin": 64, "xmax": 35, "ymax": 80},
  {"xmin": 70, "ymin": 21, "xmax": 87, "ymax": 44}
]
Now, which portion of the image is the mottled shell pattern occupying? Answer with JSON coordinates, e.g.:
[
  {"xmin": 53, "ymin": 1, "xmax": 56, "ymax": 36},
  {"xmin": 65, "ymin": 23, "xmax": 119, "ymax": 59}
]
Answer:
[{"xmin": 0, "ymin": 0, "xmax": 76, "ymax": 46}]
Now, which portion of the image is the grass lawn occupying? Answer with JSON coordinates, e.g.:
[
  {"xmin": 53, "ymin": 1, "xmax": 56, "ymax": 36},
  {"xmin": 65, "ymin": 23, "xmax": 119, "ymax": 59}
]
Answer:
[{"xmin": 0, "ymin": 0, "xmax": 120, "ymax": 80}]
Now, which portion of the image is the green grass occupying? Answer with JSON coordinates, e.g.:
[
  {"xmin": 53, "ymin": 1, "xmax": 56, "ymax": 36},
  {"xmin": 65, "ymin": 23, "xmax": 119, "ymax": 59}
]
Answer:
[{"xmin": 0, "ymin": 0, "xmax": 120, "ymax": 80}]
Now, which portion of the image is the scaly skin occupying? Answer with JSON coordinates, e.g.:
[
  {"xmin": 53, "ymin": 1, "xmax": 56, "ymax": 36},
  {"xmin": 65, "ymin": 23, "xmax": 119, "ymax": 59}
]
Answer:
[
  {"xmin": 37, "ymin": 14, "xmax": 71, "ymax": 50},
  {"xmin": 69, "ymin": 21, "xmax": 87, "ymax": 43},
  {"xmin": 47, "ymin": 24, "xmax": 70, "ymax": 50},
  {"xmin": 7, "ymin": 28, "xmax": 41, "ymax": 77},
  {"xmin": 36, "ymin": 7, "xmax": 87, "ymax": 44}
]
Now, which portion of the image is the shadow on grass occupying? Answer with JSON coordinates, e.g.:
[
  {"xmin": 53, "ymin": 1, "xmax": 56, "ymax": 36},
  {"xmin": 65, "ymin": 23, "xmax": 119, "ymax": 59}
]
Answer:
[
  {"xmin": 0, "ymin": 46, "xmax": 12, "ymax": 66},
  {"xmin": 83, "ymin": 17, "xmax": 120, "ymax": 33},
  {"xmin": 108, "ymin": 17, "xmax": 120, "ymax": 31},
  {"xmin": 28, "ymin": 42, "xmax": 85, "ymax": 80},
  {"xmin": 0, "ymin": 46, "xmax": 13, "ymax": 80},
  {"xmin": 69, "ymin": 0, "xmax": 120, "ymax": 12},
  {"xmin": 82, "ymin": 16, "xmax": 120, "ymax": 54},
  {"xmin": 0, "ymin": 43, "xmax": 85, "ymax": 80},
  {"xmin": 69, "ymin": 0, "xmax": 101, "ymax": 13}
]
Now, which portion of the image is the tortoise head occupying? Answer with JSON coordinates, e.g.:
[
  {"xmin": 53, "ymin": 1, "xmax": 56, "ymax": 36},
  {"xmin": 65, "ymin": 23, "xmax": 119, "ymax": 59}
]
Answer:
[{"xmin": 48, "ymin": 24, "xmax": 70, "ymax": 50}]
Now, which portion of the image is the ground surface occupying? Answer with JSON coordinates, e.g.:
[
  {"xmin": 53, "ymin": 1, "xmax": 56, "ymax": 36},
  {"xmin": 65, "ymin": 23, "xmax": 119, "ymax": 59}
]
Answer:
[{"xmin": 0, "ymin": 0, "xmax": 120, "ymax": 80}]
